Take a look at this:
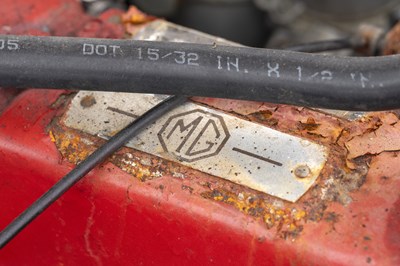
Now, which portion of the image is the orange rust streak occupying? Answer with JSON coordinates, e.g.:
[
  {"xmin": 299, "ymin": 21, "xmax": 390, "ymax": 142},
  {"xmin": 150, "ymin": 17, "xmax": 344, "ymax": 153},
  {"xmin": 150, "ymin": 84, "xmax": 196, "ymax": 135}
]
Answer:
[{"xmin": 201, "ymin": 189, "xmax": 307, "ymax": 239}]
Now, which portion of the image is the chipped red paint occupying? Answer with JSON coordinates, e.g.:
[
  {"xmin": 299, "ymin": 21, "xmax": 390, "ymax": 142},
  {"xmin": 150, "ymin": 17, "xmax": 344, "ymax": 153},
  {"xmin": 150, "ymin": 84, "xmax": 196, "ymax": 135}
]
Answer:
[{"xmin": 0, "ymin": 1, "xmax": 399, "ymax": 265}]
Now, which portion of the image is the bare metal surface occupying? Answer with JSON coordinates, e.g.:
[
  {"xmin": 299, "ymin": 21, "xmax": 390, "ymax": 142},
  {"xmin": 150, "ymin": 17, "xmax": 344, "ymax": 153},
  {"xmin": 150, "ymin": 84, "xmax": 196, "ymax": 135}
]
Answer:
[
  {"xmin": 64, "ymin": 91, "xmax": 327, "ymax": 202},
  {"xmin": 133, "ymin": 20, "xmax": 238, "ymax": 45}
]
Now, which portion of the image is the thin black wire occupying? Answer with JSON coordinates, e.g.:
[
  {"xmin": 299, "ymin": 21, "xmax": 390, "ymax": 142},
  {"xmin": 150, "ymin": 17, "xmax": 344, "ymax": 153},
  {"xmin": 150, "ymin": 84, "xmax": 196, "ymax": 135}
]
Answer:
[
  {"xmin": 0, "ymin": 94, "xmax": 186, "ymax": 249},
  {"xmin": 285, "ymin": 38, "xmax": 354, "ymax": 53}
]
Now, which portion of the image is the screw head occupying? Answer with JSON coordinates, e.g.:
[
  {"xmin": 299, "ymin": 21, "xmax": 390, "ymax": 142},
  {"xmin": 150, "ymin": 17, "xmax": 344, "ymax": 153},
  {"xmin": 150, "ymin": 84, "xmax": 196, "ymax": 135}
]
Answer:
[
  {"xmin": 80, "ymin": 95, "xmax": 96, "ymax": 108},
  {"xmin": 294, "ymin": 165, "xmax": 311, "ymax": 179}
]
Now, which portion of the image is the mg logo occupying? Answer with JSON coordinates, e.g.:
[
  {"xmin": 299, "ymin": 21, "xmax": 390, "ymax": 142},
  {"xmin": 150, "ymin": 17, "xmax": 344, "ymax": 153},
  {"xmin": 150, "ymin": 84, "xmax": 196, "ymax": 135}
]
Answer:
[{"xmin": 158, "ymin": 109, "xmax": 230, "ymax": 162}]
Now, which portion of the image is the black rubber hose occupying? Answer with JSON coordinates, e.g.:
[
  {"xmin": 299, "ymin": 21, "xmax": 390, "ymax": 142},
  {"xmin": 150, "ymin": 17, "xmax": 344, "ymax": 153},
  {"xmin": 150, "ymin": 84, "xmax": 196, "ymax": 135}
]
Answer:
[
  {"xmin": 0, "ymin": 35, "xmax": 399, "ymax": 110},
  {"xmin": 0, "ymin": 95, "xmax": 186, "ymax": 249},
  {"xmin": 285, "ymin": 38, "xmax": 354, "ymax": 53}
]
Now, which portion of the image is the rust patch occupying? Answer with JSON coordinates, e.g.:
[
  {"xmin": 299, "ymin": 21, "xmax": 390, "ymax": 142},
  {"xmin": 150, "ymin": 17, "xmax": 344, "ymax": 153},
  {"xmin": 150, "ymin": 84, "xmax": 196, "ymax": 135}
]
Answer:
[
  {"xmin": 318, "ymin": 164, "xmax": 368, "ymax": 205},
  {"xmin": 111, "ymin": 152, "xmax": 163, "ymax": 181},
  {"xmin": 121, "ymin": 6, "xmax": 156, "ymax": 25},
  {"xmin": 354, "ymin": 24, "xmax": 384, "ymax": 56},
  {"xmin": 121, "ymin": 6, "xmax": 157, "ymax": 36},
  {"xmin": 248, "ymin": 105, "xmax": 343, "ymax": 144},
  {"xmin": 296, "ymin": 117, "xmax": 320, "ymax": 131},
  {"xmin": 383, "ymin": 22, "xmax": 400, "ymax": 55},
  {"xmin": 247, "ymin": 110, "xmax": 279, "ymax": 127},
  {"xmin": 194, "ymin": 98, "xmax": 344, "ymax": 145},
  {"xmin": 345, "ymin": 114, "xmax": 400, "ymax": 159},
  {"xmin": 51, "ymin": 126, "xmax": 97, "ymax": 164},
  {"xmin": 49, "ymin": 120, "xmax": 188, "ymax": 181},
  {"xmin": 201, "ymin": 189, "xmax": 306, "ymax": 239}
]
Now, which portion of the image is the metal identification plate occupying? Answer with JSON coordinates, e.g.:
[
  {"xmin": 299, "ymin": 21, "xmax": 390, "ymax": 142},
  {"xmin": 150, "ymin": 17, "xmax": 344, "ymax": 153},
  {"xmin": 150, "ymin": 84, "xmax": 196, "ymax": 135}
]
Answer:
[{"xmin": 64, "ymin": 92, "xmax": 328, "ymax": 202}]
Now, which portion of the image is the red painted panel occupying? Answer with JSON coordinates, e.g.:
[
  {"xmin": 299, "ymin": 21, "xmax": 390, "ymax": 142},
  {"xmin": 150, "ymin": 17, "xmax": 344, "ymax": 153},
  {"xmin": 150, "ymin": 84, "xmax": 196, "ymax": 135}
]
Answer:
[
  {"xmin": 0, "ymin": 90, "xmax": 277, "ymax": 265},
  {"xmin": 0, "ymin": 0, "xmax": 399, "ymax": 265}
]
